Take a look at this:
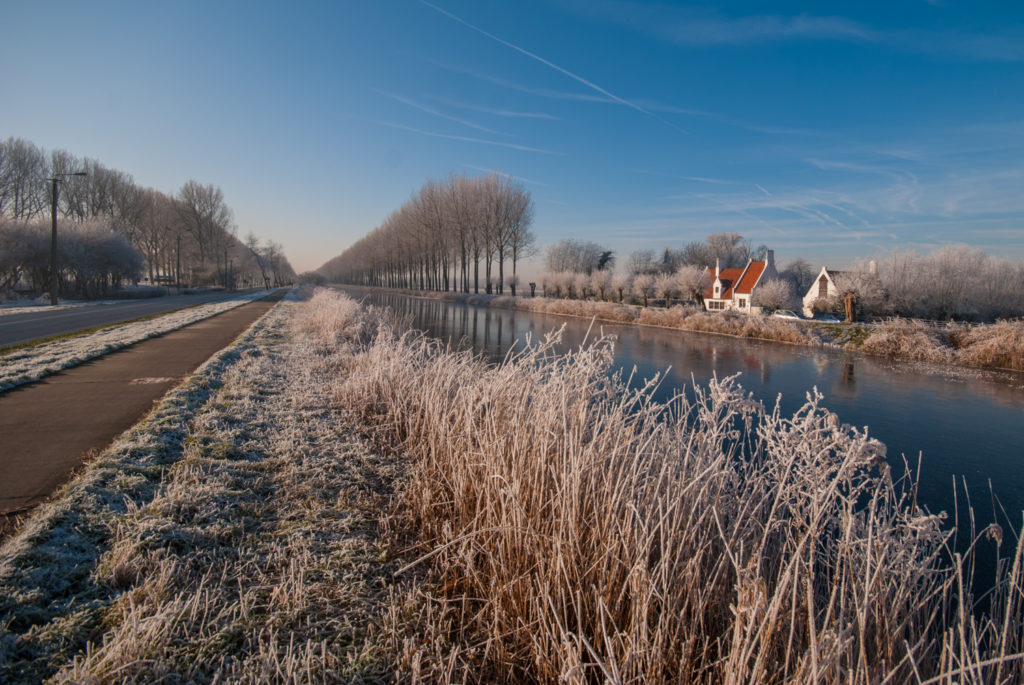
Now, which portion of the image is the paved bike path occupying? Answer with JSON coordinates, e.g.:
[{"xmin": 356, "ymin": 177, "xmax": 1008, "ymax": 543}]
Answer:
[{"xmin": 0, "ymin": 291, "xmax": 286, "ymax": 527}]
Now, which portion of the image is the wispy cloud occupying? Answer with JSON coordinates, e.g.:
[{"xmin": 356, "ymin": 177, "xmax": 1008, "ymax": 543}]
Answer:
[
  {"xmin": 420, "ymin": 1, "xmax": 687, "ymax": 133},
  {"xmin": 377, "ymin": 121, "xmax": 559, "ymax": 155},
  {"xmin": 434, "ymin": 62, "xmax": 626, "ymax": 103},
  {"xmin": 629, "ymin": 168, "xmax": 741, "ymax": 185},
  {"xmin": 459, "ymin": 163, "xmax": 549, "ymax": 186},
  {"xmin": 373, "ymin": 88, "xmax": 510, "ymax": 136},
  {"xmin": 428, "ymin": 95, "xmax": 560, "ymax": 120},
  {"xmin": 559, "ymin": 0, "xmax": 1024, "ymax": 61}
]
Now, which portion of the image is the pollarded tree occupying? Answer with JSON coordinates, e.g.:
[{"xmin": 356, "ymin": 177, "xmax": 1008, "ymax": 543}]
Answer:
[
  {"xmin": 590, "ymin": 269, "xmax": 612, "ymax": 301},
  {"xmin": 675, "ymin": 265, "xmax": 710, "ymax": 306},
  {"xmin": 633, "ymin": 273, "xmax": 655, "ymax": 307},
  {"xmin": 831, "ymin": 270, "xmax": 885, "ymax": 322},
  {"xmin": 611, "ymin": 273, "xmax": 631, "ymax": 303},
  {"xmin": 654, "ymin": 272, "xmax": 677, "ymax": 307},
  {"xmin": 572, "ymin": 272, "xmax": 590, "ymax": 300}
]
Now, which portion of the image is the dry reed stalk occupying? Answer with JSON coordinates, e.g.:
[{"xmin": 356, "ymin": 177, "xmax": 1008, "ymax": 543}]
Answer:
[
  {"xmin": 317, "ymin": 288, "xmax": 1024, "ymax": 683},
  {"xmin": 952, "ymin": 319, "xmax": 1024, "ymax": 371}
]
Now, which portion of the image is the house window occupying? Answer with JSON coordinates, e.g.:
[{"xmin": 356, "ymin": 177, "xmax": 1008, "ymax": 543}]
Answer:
[{"xmin": 738, "ymin": 298, "xmax": 746, "ymax": 308}]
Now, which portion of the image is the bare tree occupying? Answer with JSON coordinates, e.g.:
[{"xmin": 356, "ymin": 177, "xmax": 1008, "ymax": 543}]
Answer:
[
  {"xmin": 780, "ymin": 258, "xmax": 814, "ymax": 293},
  {"xmin": 626, "ymin": 249, "xmax": 657, "ymax": 275}
]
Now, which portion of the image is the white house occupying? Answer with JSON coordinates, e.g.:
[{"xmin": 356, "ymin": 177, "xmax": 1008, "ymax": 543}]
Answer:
[
  {"xmin": 802, "ymin": 261, "xmax": 878, "ymax": 317},
  {"xmin": 702, "ymin": 249, "xmax": 779, "ymax": 314}
]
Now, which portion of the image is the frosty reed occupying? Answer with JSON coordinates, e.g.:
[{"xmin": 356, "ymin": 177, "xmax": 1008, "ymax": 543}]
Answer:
[{"xmin": 312, "ymin": 288, "xmax": 1023, "ymax": 683}]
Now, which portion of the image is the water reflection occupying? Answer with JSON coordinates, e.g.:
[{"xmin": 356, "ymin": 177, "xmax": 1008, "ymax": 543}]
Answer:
[{"xmin": 342, "ymin": 288, "xmax": 1024, "ymax": 525}]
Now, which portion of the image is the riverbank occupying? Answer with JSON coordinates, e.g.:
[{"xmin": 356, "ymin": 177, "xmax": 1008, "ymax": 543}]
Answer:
[
  {"xmin": 3, "ymin": 288, "xmax": 1021, "ymax": 682},
  {"xmin": 338, "ymin": 284, "xmax": 1024, "ymax": 373}
]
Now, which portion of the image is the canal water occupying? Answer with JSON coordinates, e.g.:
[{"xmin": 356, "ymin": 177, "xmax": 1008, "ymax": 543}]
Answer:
[{"xmin": 341, "ymin": 288, "xmax": 1024, "ymax": 535}]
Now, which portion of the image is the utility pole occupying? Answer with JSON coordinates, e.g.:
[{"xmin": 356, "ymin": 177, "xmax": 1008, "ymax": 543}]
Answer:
[
  {"xmin": 47, "ymin": 172, "xmax": 87, "ymax": 305},
  {"xmin": 176, "ymin": 234, "xmax": 182, "ymax": 293}
]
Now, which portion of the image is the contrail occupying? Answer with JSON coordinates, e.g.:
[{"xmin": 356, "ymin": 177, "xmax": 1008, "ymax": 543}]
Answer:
[
  {"xmin": 420, "ymin": 1, "xmax": 686, "ymax": 134},
  {"xmin": 379, "ymin": 121, "xmax": 560, "ymax": 155}
]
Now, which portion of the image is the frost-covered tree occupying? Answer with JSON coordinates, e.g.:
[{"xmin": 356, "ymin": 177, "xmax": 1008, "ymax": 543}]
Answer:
[
  {"xmin": 573, "ymin": 272, "xmax": 590, "ymax": 300},
  {"xmin": 611, "ymin": 273, "xmax": 631, "ymax": 303},
  {"xmin": 654, "ymin": 272, "xmax": 677, "ymax": 307},
  {"xmin": 675, "ymin": 265, "xmax": 710, "ymax": 306},
  {"xmin": 830, "ymin": 270, "xmax": 885, "ymax": 322},
  {"xmin": 752, "ymin": 279, "xmax": 797, "ymax": 312},
  {"xmin": 632, "ymin": 273, "xmax": 655, "ymax": 307},
  {"xmin": 590, "ymin": 269, "xmax": 612, "ymax": 301}
]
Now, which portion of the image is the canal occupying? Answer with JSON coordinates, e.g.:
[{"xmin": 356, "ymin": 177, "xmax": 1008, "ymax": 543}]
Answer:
[{"xmin": 341, "ymin": 288, "xmax": 1024, "ymax": 537}]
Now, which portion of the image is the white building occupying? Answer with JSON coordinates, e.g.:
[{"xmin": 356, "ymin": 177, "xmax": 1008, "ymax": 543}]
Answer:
[
  {"xmin": 801, "ymin": 261, "xmax": 878, "ymax": 317},
  {"xmin": 702, "ymin": 250, "xmax": 779, "ymax": 314}
]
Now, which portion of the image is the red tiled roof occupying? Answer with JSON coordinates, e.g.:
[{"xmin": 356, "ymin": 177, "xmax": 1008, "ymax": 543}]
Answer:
[
  {"xmin": 703, "ymin": 267, "xmax": 744, "ymax": 300},
  {"xmin": 733, "ymin": 261, "xmax": 766, "ymax": 296},
  {"xmin": 703, "ymin": 261, "xmax": 768, "ymax": 301}
]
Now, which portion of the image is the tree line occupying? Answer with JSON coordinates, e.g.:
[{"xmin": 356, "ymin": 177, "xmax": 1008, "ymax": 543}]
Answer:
[
  {"xmin": 0, "ymin": 136, "xmax": 295, "ymax": 300},
  {"xmin": 319, "ymin": 172, "xmax": 536, "ymax": 295},
  {"xmin": 539, "ymin": 234, "xmax": 1024, "ymax": 322}
]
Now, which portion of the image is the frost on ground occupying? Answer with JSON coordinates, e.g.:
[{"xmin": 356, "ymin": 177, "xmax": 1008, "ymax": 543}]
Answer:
[
  {"xmin": 0, "ymin": 290, "xmax": 408, "ymax": 682},
  {"xmin": 0, "ymin": 290, "xmax": 274, "ymax": 392},
  {"xmin": 0, "ymin": 298, "xmax": 142, "ymax": 316},
  {"xmin": 4, "ymin": 287, "xmax": 1023, "ymax": 683}
]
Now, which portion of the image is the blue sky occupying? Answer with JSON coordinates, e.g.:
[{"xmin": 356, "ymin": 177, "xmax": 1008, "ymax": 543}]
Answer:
[{"xmin": 2, "ymin": 0, "xmax": 1022, "ymax": 273}]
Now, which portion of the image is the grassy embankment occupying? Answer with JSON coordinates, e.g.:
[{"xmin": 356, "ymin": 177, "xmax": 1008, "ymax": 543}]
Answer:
[
  {"xmin": 0, "ymin": 291, "xmax": 408, "ymax": 681},
  {"xmin": 343, "ymin": 285, "xmax": 1024, "ymax": 372},
  {"xmin": 2, "ymin": 288, "xmax": 1022, "ymax": 682}
]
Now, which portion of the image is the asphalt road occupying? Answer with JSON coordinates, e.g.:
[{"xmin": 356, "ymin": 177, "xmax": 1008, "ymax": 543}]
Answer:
[
  {"xmin": 0, "ymin": 290, "xmax": 266, "ymax": 347},
  {"xmin": 0, "ymin": 290, "xmax": 286, "ymax": 533}
]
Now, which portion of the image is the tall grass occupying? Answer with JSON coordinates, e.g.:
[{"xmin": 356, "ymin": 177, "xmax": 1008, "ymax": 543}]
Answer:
[{"xmin": 320, "ymin": 288, "xmax": 1024, "ymax": 682}]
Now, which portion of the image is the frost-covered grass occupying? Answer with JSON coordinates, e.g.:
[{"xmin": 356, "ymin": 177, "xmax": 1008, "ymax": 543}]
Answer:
[
  {"xmin": 319, "ymin": 288, "xmax": 1024, "ymax": 682},
  {"xmin": 0, "ymin": 290, "xmax": 276, "ymax": 392},
  {"xmin": 5, "ymin": 288, "xmax": 1022, "ymax": 682},
  {"xmin": 0, "ymin": 289, "xmax": 410, "ymax": 682}
]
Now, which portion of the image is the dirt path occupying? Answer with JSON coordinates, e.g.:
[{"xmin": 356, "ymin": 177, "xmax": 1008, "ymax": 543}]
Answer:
[{"xmin": 0, "ymin": 291, "xmax": 286, "ymax": 529}]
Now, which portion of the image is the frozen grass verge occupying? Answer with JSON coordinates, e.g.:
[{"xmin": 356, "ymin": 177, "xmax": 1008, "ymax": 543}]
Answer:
[
  {"xmin": 318, "ymin": 288, "xmax": 1024, "ymax": 682},
  {"xmin": 0, "ymin": 290, "xmax": 277, "ymax": 392}
]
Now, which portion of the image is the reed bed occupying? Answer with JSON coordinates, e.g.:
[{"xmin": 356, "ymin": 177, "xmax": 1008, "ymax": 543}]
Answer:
[
  {"xmin": 951, "ymin": 319, "xmax": 1024, "ymax": 372},
  {"xmin": 319, "ymin": 288, "xmax": 1024, "ymax": 683}
]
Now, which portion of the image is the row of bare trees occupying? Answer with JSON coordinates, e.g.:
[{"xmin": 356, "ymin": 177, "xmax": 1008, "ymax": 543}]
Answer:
[
  {"xmin": 320, "ymin": 172, "xmax": 535, "ymax": 294},
  {"xmin": 0, "ymin": 137, "xmax": 295, "ymax": 299}
]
